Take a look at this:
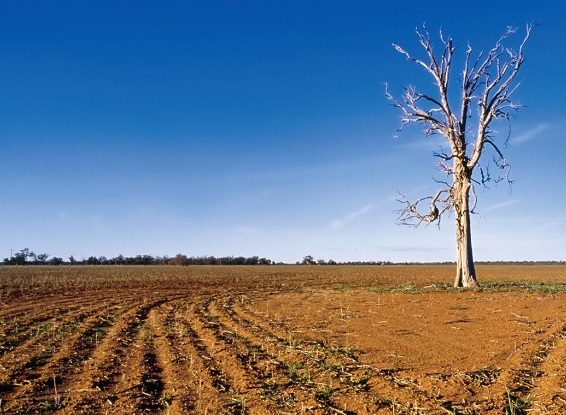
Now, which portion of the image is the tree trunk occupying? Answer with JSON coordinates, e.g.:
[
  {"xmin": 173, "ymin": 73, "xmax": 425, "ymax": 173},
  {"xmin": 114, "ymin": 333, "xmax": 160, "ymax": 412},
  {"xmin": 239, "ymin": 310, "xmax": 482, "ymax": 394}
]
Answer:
[{"xmin": 453, "ymin": 171, "xmax": 479, "ymax": 287}]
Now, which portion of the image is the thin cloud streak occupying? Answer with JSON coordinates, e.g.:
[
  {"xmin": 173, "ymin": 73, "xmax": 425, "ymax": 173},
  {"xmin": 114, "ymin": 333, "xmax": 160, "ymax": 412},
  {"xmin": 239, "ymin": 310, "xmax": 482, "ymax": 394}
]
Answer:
[
  {"xmin": 482, "ymin": 200, "xmax": 519, "ymax": 212},
  {"xmin": 512, "ymin": 123, "xmax": 550, "ymax": 144},
  {"xmin": 331, "ymin": 204, "xmax": 374, "ymax": 230},
  {"xmin": 395, "ymin": 135, "xmax": 445, "ymax": 151}
]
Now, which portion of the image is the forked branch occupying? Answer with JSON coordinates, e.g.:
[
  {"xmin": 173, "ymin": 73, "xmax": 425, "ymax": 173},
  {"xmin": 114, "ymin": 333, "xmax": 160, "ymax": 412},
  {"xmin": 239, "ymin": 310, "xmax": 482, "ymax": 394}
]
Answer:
[
  {"xmin": 396, "ymin": 188, "xmax": 452, "ymax": 227},
  {"xmin": 388, "ymin": 23, "xmax": 536, "ymax": 227},
  {"xmin": 388, "ymin": 23, "xmax": 536, "ymax": 287}
]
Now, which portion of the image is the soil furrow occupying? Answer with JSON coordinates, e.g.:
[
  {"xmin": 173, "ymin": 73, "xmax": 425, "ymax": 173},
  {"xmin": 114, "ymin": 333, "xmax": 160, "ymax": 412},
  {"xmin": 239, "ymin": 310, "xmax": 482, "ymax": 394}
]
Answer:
[
  {"xmin": 232, "ymin": 293, "xmax": 483, "ymax": 414},
  {"xmin": 0, "ymin": 311, "xmax": 118, "ymax": 413},
  {"xmin": 489, "ymin": 318, "xmax": 566, "ymax": 412},
  {"xmin": 1, "ymin": 266, "xmax": 566, "ymax": 414},
  {"xmin": 57, "ymin": 296, "xmax": 167, "ymax": 414},
  {"xmin": 0, "ymin": 308, "xmax": 104, "ymax": 388},
  {"xmin": 144, "ymin": 298, "xmax": 196, "ymax": 413},
  {"xmin": 178, "ymin": 299, "xmax": 245, "ymax": 412},
  {"xmin": 216, "ymin": 294, "xmax": 387, "ymax": 414},
  {"xmin": 0, "ymin": 296, "xmax": 135, "ymax": 359},
  {"xmin": 189, "ymin": 297, "xmax": 249, "ymax": 393},
  {"xmin": 517, "ymin": 320, "xmax": 566, "ymax": 414}
]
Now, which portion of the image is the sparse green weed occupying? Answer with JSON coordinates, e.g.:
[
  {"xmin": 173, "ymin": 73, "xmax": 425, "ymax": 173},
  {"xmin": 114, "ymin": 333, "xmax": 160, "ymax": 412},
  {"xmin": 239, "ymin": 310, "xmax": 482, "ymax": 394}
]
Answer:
[{"xmin": 504, "ymin": 386, "xmax": 531, "ymax": 415}]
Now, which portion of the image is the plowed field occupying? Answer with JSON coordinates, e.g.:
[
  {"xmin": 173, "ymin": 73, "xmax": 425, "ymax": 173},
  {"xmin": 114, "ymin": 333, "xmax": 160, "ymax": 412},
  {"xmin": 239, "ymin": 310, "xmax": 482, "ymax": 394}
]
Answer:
[{"xmin": 1, "ymin": 265, "xmax": 566, "ymax": 414}]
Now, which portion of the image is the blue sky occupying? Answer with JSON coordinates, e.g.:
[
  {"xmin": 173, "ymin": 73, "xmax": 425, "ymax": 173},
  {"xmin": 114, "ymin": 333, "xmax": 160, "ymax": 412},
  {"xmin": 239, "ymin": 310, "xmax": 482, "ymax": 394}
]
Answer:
[{"xmin": 1, "ymin": 1, "xmax": 565, "ymax": 263}]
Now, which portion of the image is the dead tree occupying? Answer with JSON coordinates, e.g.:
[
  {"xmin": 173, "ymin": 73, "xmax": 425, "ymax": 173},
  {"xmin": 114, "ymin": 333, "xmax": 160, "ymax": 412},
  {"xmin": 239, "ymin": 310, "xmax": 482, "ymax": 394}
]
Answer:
[{"xmin": 386, "ymin": 24, "xmax": 536, "ymax": 287}]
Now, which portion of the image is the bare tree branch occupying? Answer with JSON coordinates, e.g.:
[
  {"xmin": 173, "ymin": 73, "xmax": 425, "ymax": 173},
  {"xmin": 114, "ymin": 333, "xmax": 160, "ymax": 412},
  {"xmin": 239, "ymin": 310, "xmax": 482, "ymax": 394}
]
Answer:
[
  {"xmin": 387, "ymin": 23, "xmax": 536, "ymax": 287},
  {"xmin": 387, "ymin": 22, "xmax": 536, "ymax": 220},
  {"xmin": 396, "ymin": 188, "xmax": 451, "ymax": 227},
  {"xmin": 468, "ymin": 23, "xmax": 538, "ymax": 169}
]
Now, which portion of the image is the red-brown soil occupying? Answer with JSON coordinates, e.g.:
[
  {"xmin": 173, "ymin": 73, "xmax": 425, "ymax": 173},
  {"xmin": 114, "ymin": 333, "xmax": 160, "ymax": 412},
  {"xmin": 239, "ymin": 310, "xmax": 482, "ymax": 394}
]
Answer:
[{"xmin": 0, "ymin": 265, "xmax": 565, "ymax": 414}]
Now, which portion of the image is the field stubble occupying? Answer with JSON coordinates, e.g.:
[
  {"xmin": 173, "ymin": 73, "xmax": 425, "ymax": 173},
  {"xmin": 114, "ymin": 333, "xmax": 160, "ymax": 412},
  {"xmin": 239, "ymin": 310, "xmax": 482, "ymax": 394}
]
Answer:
[{"xmin": 0, "ymin": 265, "xmax": 565, "ymax": 414}]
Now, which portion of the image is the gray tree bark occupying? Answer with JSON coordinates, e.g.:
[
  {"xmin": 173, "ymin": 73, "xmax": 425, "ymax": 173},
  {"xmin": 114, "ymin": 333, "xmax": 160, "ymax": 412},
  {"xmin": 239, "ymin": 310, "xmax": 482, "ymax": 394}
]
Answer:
[{"xmin": 452, "ymin": 166, "xmax": 477, "ymax": 287}]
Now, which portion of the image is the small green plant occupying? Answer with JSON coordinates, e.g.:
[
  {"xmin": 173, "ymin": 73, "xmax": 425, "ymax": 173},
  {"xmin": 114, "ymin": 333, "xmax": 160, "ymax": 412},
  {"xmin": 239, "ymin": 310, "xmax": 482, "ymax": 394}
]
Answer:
[
  {"xmin": 136, "ymin": 324, "xmax": 154, "ymax": 343},
  {"xmin": 260, "ymin": 381, "xmax": 296, "ymax": 407},
  {"xmin": 223, "ymin": 397, "xmax": 247, "ymax": 414},
  {"xmin": 91, "ymin": 327, "xmax": 106, "ymax": 345},
  {"xmin": 286, "ymin": 362, "xmax": 310, "ymax": 385},
  {"xmin": 157, "ymin": 393, "xmax": 174, "ymax": 407},
  {"xmin": 371, "ymin": 395, "xmax": 394, "ymax": 408},
  {"xmin": 345, "ymin": 371, "xmax": 372, "ymax": 391},
  {"xmin": 34, "ymin": 322, "xmax": 52, "ymax": 337},
  {"xmin": 318, "ymin": 356, "xmax": 342, "ymax": 372},
  {"xmin": 314, "ymin": 383, "xmax": 338, "ymax": 405},
  {"xmin": 504, "ymin": 386, "xmax": 531, "ymax": 415},
  {"xmin": 371, "ymin": 283, "xmax": 422, "ymax": 294},
  {"xmin": 285, "ymin": 333, "xmax": 299, "ymax": 347},
  {"xmin": 166, "ymin": 320, "xmax": 176, "ymax": 334},
  {"xmin": 481, "ymin": 281, "xmax": 566, "ymax": 293},
  {"xmin": 38, "ymin": 400, "xmax": 56, "ymax": 412}
]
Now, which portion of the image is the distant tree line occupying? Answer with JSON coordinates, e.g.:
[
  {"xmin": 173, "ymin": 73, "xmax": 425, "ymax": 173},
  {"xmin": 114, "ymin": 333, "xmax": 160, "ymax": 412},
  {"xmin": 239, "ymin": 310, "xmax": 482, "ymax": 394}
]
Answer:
[
  {"xmin": 1, "ymin": 249, "xmax": 274, "ymax": 266},
  {"xmin": 3, "ymin": 249, "xmax": 565, "ymax": 266},
  {"xmin": 2, "ymin": 248, "xmax": 57, "ymax": 265},
  {"xmin": 297, "ymin": 255, "xmax": 394, "ymax": 266},
  {"xmin": 167, "ymin": 254, "xmax": 273, "ymax": 266},
  {"xmin": 296, "ymin": 255, "xmax": 566, "ymax": 266}
]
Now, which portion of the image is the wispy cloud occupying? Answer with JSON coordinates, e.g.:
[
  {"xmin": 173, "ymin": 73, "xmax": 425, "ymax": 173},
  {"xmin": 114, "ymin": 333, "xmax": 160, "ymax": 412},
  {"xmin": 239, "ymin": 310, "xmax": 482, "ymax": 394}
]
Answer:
[
  {"xmin": 536, "ymin": 218, "xmax": 566, "ymax": 231},
  {"xmin": 512, "ymin": 123, "xmax": 550, "ymax": 145},
  {"xmin": 214, "ymin": 225, "xmax": 262, "ymax": 235},
  {"xmin": 234, "ymin": 226, "xmax": 261, "ymax": 234},
  {"xmin": 384, "ymin": 245, "xmax": 446, "ymax": 252},
  {"xmin": 482, "ymin": 200, "xmax": 519, "ymax": 212},
  {"xmin": 331, "ymin": 204, "xmax": 374, "ymax": 230},
  {"xmin": 395, "ymin": 135, "xmax": 446, "ymax": 151},
  {"xmin": 54, "ymin": 211, "xmax": 70, "ymax": 221}
]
